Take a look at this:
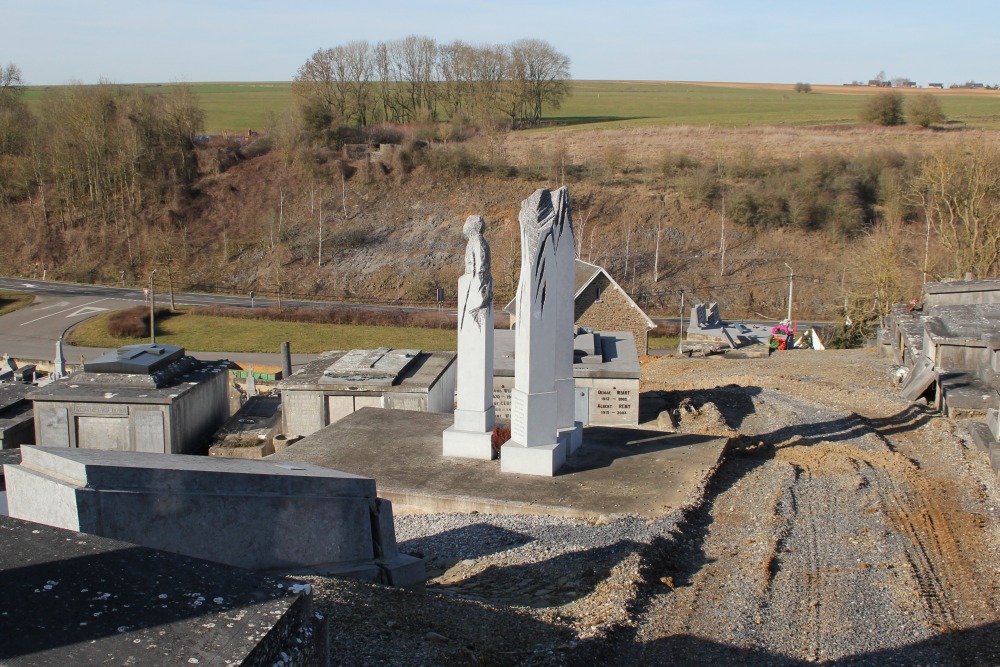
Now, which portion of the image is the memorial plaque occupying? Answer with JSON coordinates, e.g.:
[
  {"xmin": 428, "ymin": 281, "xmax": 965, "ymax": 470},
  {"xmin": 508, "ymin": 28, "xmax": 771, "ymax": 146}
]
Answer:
[
  {"xmin": 327, "ymin": 395, "xmax": 355, "ymax": 424},
  {"xmin": 38, "ymin": 407, "xmax": 70, "ymax": 447},
  {"xmin": 588, "ymin": 380, "xmax": 638, "ymax": 426},
  {"xmin": 134, "ymin": 410, "xmax": 165, "ymax": 453}
]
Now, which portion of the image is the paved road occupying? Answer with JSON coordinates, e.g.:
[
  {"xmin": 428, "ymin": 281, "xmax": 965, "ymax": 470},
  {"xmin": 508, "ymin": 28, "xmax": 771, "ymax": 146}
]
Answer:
[{"xmin": 0, "ymin": 278, "xmax": 322, "ymax": 370}]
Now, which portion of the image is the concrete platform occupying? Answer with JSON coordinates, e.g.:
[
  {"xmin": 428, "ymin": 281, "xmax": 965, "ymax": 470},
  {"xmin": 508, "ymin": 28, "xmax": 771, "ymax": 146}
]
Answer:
[
  {"xmin": 270, "ymin": 408, "xmax": 729, "ymax": 519},
  {"xmin": 0, "ymin": 515, "xmax": 326, "ymax": 667}
]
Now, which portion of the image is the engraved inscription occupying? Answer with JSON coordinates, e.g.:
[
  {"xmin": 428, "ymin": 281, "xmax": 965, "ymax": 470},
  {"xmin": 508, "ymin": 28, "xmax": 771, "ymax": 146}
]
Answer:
[
  {"xmin": 492, "ymin": 382, "xmax": 513, "ymax": 421},
  {"xmin": 588, "ymin": 382, "xmax": 638, "ymax": 426},
  {"xmin": 72, "ymin": 404, "xmax": 129, "ymax": 417},
  {"xmin": 510, "ymin": 391, "xmax": 527, "ymax": 443}
]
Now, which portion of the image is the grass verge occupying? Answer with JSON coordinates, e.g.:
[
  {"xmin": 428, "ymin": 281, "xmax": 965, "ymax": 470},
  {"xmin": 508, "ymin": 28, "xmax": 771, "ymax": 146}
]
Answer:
[
  {"xmin": 648, "ymin": 335, "xmax": 681, "ymax": 350},
  {"xmin": 0, "ymin": 290, "xmax": 35, "ymax": 317},
  {"xmin": 67, "ymin": 309, "xmax": 457, "ymax": 353}
]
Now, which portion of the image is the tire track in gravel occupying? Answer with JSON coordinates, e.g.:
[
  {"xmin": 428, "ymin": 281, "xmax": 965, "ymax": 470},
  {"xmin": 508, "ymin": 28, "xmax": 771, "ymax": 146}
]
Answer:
[{"xmin": 783, "ymin": 462, "xmax": 823, "ymax": 662}]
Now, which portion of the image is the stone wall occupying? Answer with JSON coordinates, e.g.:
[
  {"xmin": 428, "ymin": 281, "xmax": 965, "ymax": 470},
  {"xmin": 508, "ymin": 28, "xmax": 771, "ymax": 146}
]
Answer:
[{"xmin": 575, "ymin": 274, "xmax": 650, "ymax": 355}]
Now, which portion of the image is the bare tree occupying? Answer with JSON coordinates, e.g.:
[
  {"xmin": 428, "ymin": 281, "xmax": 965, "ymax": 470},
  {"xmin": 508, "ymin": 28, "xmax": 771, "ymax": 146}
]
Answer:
[
  {"xmin": 911, "ymin": 145, "xmax": 1000, "ymax": 279},
  {"xmin": 508, "ymin": 39, "xmax": 570, "ymax": 127}
]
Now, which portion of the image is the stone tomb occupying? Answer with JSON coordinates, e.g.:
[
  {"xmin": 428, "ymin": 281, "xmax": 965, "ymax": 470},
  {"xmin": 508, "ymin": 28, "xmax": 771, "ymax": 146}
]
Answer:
[
  {"xmin": 278, "ymin": 347, "xmax": 456, "ymax": 438},
  {"xmin": 28, "ymin": 343, "xmax": 230, "ymax": 455},
  {"xmin": 5, "ymin": 446, "xmax": 424, "ymax": 586},
  {"xmin": 0, "ymin": 514, "xmax": 326, "ymax": 666},
  {"xmin": 0, "ymin": 382, "xmax": 35, "ymax": 450},
  {"xmin": 492, "ymin": 329, "xmax": 640, "ymax": 427}
]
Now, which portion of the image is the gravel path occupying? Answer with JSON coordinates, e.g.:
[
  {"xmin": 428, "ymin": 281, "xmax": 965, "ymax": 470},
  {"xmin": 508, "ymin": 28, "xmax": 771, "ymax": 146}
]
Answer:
[{"xmin": 299, "ymin": 348, "xmax": 1000, "ymax": 666}]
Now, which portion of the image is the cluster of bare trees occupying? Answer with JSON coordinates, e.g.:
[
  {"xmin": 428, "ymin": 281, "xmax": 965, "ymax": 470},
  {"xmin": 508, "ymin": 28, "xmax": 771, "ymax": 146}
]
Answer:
[
  {"xmin": 0, "ymin": 76, "xmax": 204, "ymax": 273},
  {"xmin": 292, "ymin": 36, "xmax": 570, "ymax": 133}
]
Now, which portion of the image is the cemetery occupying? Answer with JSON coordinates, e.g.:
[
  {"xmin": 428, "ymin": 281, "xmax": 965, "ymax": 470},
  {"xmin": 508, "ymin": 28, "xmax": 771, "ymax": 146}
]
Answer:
[
  {"xmin": 885, "ymin": 278, "xmax": 1000, "ymax": 476},
  {"xmin": 0, "ymin": 185, "xmax": 998, "ymax": 664}
]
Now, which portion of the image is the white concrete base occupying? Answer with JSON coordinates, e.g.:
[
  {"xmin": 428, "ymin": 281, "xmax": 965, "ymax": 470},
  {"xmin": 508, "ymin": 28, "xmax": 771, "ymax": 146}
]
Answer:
[
  {"xmin": 441, "ymin": 425, "xmax": 495, "ymax": 460},
  {"xmin": 558, "ymin": 421, "xmax": 584, "ymax": 454},
  {"xmin": 510, "ymin": 388, "xmax": 557, "ymax": 446},
  {"xmin": 453, "ymin": 406, "xmax": 496, "ymax": 433},
  {"xmin": 500, "ymin": 440, "xmax": 567, "ymax": 476}
]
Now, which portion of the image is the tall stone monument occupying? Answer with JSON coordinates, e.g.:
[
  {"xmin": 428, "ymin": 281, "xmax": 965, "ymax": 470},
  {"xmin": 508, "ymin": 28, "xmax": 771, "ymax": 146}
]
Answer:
[
  {"xmin": 501, "ymin": 188, "xmax": 574, "ymax": 475},
  {"xmin": 442, "ymin": 215, "xmax": 496, "ymax": 459},
  {"xmin": 552, "ymin": 189, "xmax": 583, "ymax": 452}
]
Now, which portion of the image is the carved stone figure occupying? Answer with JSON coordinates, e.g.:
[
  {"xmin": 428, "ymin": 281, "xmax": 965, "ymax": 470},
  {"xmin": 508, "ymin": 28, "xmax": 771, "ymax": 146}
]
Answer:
[
  {"xmin": 442, "ymin": 215, "xmax": 496, "ymax": 460},
  {"xmin": 460, "ymin": 215, "xmax": 493, "ymax": 331}
]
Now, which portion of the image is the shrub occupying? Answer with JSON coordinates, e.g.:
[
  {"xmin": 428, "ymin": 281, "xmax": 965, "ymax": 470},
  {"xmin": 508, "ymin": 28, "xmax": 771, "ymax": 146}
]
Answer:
[
  {"xmin": 859, "ymin": 92, "xmax": 904, "ymax": 126},
  {"xmin": 907, "ymin": 93, "xmax": 945, "ymax": 128},
  {"xmin": 659, "ymin": 152, "xmax": 700, "ymax": 176},
  {"xmin": 491, "ymin": 423, "xmax": 511, "ymax": 456},
  {"xmin": 193, "ymin": 305, "xmax": 466, "ymax": 329},
  {"xmin": 794, "ymin": 82, "xmax": 812, "ymax": 94},
  {"xmin": 107, "ymin": 305, "xmax": 170, "ymax": 338}
]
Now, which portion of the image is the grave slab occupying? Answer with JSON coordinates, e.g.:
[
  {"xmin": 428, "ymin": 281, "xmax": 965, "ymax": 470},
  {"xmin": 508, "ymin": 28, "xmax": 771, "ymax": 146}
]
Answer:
[
  {"xmin": 0, "ymin": 515, "xmax": 327, "ymax": 667},
  {"xmin": 5, "ymin": 446, "xmax": 423, "ymax": 586}
]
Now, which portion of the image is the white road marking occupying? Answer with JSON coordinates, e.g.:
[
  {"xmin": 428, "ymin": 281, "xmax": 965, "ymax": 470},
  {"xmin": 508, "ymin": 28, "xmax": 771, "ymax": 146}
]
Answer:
[
  {"xmin": 21, "ymin": 298, "xmax": 113, "ymax": 326},
  {"xmin": 67, "ymin": 306, "xmax": 109, "ymax": 318},
  {"xmin": 21, "ymin": 283, "xmax": 35, "ymax": 288}
]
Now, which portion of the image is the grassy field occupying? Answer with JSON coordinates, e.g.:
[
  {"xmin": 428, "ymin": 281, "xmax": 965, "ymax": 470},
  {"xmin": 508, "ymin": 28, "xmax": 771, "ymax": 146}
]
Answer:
[
  {"xmin": 24, "ymin": 81, "xmax": 1000, "ymax": 133},
  {"xmin": 0, "ymin": 290, "xmax": 34, "ymax": 317},
  {"xmin": 68, "ymin": 310, "xmax": 458, "ymax": 353},
  {"xmin": 551, "ymin": 81, "xmax": 1000, "ymax": 129}
]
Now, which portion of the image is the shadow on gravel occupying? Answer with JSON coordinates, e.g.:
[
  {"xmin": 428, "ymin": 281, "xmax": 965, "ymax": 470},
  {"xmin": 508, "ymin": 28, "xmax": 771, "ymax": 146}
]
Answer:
[
  {"xmin": 434, "ymin": 538, "xmax": 641, "ymax": 609},
  {"xmin": 398, "ymin": 523, "xmax": 533, "ymax": 560},
  {"xmin": 751, "ymin": 403, "xmax": 934, "ymax": 449}
]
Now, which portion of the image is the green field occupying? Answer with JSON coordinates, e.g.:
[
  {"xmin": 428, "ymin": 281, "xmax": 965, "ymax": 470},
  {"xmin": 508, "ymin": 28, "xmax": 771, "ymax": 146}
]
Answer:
[
  {"xmin": 24, "ymin": 80, "xmax": 1000, "ymax": 134},
  {"xmin": 68, "ymin": 310, "xmax": 458, "ymax": 354}
]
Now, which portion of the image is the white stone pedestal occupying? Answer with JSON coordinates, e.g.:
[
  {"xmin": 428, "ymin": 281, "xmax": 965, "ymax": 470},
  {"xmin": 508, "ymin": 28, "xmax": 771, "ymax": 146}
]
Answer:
[
  {"xmin": 500, "ymin": 440, "xmax": 567, "ymax": 476},
  {"xmin": 501, "ymin": 387, "xmax": 566, "ymax": 475},
  {"xmin": 442, "ymin": 424, "xmax": 495, "ymax": 460}
]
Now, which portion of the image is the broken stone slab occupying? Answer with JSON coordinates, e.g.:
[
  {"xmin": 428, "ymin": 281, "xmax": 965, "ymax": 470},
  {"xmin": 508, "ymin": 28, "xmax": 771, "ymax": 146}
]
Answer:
[
  {"xmin": 5, "ymin": 446, "xmax": 424, "ymax": 586},
  {"xmin": 899, "ymin": 354, "xmax": 937, "ymax": 402}
]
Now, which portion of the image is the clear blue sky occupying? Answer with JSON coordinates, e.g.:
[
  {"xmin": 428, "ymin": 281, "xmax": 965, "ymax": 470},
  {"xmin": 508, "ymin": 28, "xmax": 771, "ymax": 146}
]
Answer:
[{"xmin": 6, "ymin": 0, "xmax": 998, "ymax": 86}]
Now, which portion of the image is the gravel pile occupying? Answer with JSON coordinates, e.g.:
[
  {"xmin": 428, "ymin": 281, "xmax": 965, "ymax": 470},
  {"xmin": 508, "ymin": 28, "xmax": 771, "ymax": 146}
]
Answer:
[{"xmin": 297, "ymin": 348, "xmax": 1000, "ymax": 666}]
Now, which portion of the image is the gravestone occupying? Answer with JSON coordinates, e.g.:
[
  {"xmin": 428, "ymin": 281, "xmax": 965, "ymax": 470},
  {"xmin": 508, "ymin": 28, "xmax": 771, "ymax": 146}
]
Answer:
[
  {"xmin": 552, "ymin": 190, "xmax": 583, "ymax": 452},
  {"xmin": 443, "ymin": 215, "xmax": 497, "ymax": 459},
  {"xmin": 501, "ymin": 188, "xmax": 572, "ymax": 476},
  {"xmin": 5, "ymin": 446, "xmax": 424, "ymax": 586}
]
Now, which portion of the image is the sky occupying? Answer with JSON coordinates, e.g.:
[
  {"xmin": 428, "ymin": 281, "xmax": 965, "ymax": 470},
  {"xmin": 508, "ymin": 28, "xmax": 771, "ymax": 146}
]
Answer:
[{"xmin": 5, "ymin": 1, "xmax": 999, "ymax": 86}]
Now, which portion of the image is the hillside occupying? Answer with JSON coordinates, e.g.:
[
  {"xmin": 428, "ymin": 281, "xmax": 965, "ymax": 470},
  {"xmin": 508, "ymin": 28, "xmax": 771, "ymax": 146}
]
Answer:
[{"xmin": 4, "ymin": 112, "xmax": 996, "ymax": 327}]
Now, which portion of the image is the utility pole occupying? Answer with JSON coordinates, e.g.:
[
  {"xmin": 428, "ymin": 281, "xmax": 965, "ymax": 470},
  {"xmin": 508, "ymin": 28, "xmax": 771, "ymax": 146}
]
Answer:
[
  {"xmin": 165, "ymin": 261, "xmax": 175, "ymax": 311},
  {"xmin": 149, "ymin": 269, "xmax": 158, "ymax": 345},
  {"xmin": 678, "ymin": 291, "xmax": 685, "ymax": 354},
  {"xmin": 784, "ymin": 263, "xmax": 794, "ymax": 323}
]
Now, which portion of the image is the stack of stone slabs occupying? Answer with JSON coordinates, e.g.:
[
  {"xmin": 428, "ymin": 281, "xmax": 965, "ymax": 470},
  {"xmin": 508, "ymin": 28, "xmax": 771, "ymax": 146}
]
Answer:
[
  {"xmin": 278, "ymin": 348, "xmax": 456, "ymax": 437},
  {"xmin": 0, "ymin": 514, "xmax": 326, "ymax": 666},
  {"xmin": 4, "ymin": 446, "xmax": 424, "ymax": 586},
  {"xmin": 492, "ymin": 330, "xmax": 640, "ymax": 427}
]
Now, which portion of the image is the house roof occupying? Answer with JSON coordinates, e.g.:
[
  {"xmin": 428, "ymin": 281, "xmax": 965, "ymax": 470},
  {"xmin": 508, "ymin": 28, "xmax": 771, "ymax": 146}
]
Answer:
[{"xmin": 504, "ymin": 259, "xmax": 655, "ymax": 329}]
